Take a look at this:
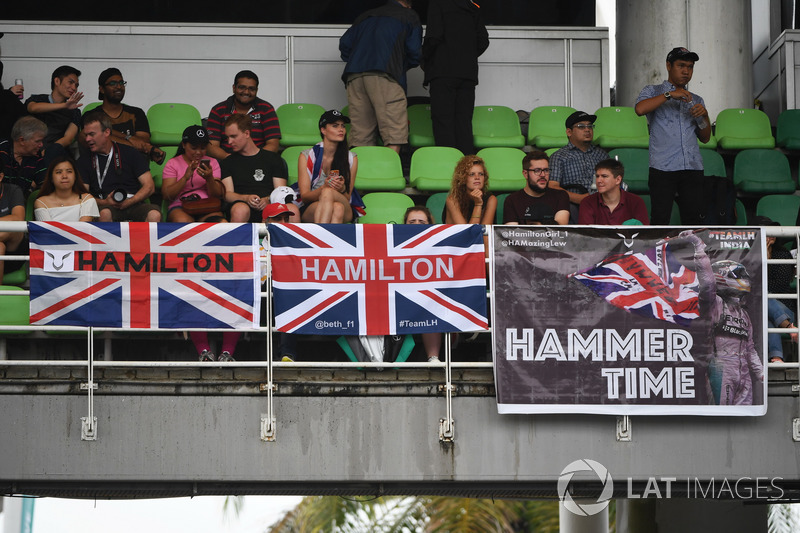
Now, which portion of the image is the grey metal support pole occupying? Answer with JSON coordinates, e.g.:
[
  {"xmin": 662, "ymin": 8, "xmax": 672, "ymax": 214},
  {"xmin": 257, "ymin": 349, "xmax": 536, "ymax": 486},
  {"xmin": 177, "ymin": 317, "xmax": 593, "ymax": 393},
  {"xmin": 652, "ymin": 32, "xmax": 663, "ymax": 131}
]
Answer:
[
  {"xmin": 616, "ymin": 0, "xmax": 752, "ymax": 111},
  {"xmin": 559, "ymin": 501, "xmax": 609, "ymax": 533}
]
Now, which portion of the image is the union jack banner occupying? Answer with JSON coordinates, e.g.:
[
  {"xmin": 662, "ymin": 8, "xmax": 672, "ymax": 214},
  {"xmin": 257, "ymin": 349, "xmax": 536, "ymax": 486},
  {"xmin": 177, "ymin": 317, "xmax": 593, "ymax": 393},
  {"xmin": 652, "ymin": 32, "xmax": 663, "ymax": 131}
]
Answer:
[
  {"xmin": 28, "ymin": 222, "xmax": 260, "ymax": 329},
  {"xmin": 267, "ymin": 223, "xmax": 488, "ymax": 335},
  {"xmin": 569, "ymin": 240, "xmax": 700, "ymax": 327}
]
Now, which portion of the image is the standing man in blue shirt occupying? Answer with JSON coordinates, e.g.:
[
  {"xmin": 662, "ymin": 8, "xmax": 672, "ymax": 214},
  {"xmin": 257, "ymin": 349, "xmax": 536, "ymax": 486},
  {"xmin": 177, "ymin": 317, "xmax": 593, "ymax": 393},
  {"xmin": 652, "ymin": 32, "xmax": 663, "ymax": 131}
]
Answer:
[
  {"xmin": 635, "ymin": 47, "xmax": 711, "ymax": 225},
  {"xmin": 339, "ymin": 0, "xmax": 422, "ymax": 153}
]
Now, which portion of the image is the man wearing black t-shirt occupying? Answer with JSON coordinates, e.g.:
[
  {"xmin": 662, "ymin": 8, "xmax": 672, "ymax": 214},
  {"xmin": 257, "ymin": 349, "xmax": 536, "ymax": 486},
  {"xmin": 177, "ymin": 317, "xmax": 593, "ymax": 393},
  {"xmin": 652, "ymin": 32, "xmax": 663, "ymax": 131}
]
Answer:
[
  {"xmin": 25, "ymin": 65, "xmax": 84, "ymax": 162},
  {"xmin": 503, "ymin": 150, "xmax": 569, "ymax": 225},
  {"xmin": 221, "ymin": 114, "xmax": 299, "ymax": 223},
  {"xmin": 90, "ymin": 67, "xmax": 165, "ymax": 164},
  {"xmin": 78, "ymin": 111, "xmax": 161, "ymax": 222}
]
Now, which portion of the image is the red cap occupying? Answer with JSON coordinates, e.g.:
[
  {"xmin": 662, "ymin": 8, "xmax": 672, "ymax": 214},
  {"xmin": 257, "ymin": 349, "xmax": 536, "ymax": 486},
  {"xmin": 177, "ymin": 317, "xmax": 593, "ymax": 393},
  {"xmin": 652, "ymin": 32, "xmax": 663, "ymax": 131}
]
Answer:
[{"xmin": 262, "ymin": 203, "xmax": 291, "ymax": 220}]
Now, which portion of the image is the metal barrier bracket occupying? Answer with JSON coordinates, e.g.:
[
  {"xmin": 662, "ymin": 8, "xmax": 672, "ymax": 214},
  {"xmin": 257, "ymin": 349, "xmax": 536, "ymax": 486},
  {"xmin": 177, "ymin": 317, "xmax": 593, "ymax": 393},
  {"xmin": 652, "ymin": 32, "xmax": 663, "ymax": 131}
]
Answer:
[
  {"xmin": 81, "ymin": 416, "xmax": 97, "ymax": 441},
  {"xmin": 439, "ymin": 418, "xmax": 455, "ymax": 442},
  {"xmin": 261, "ymin": 414, "xmax": 276, "ymax": 442},
  {"xmin": 616, "ymin": 415, "xmax": 632, "ymax": 442}
]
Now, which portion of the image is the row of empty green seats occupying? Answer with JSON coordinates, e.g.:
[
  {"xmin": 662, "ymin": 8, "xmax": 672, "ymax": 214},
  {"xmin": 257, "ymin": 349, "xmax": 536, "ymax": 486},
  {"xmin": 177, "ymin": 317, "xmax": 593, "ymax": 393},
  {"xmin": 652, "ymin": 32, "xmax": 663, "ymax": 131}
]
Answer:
[{"xmin": 87, "ymin": 101, "xmax": 800, "ymax": 153}]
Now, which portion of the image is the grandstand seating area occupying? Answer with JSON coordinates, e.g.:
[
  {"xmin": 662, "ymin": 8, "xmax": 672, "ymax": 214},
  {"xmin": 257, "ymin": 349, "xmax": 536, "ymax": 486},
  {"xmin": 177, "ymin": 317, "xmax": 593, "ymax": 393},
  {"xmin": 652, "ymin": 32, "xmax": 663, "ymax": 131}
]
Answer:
[{"xmin": 5, "ymin": 101, "xmax": 800, "ymax": 292}]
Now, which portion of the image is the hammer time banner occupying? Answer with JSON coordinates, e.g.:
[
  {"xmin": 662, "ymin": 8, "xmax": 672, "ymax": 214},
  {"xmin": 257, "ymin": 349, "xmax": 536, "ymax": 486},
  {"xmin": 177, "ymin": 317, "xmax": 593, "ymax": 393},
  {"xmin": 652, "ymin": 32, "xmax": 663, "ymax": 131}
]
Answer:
[{"xmin": 491, "ymin": 226, "xmax": 767, "ymax": 416}]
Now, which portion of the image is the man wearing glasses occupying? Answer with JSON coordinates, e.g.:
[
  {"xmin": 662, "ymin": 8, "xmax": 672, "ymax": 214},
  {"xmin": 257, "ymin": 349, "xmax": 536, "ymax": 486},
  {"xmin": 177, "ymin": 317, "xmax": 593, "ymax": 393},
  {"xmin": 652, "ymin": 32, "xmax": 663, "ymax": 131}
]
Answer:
[
  {"xmin": 206, "ymin": 70, "xmax": 281, "ymax": 160},
  {"xmin": 548, "ymin": 110, "xmax": 608, "ymax": 223},
  {"xmin": 503, "ymin": 150, "xmax": 569, "ymax": 225},
  {"xmin": 90, "ymin": 68, "xmax": 165, "ymax": 165}
]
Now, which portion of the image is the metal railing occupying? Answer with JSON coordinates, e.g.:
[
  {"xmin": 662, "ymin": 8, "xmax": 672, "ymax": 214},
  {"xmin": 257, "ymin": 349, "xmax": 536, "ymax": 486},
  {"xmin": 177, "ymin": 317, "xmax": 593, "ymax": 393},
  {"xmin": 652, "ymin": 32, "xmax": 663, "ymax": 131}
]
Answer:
[{"xmin": 2, "ymin": 221, "xmax": 799, "ymax": 442}]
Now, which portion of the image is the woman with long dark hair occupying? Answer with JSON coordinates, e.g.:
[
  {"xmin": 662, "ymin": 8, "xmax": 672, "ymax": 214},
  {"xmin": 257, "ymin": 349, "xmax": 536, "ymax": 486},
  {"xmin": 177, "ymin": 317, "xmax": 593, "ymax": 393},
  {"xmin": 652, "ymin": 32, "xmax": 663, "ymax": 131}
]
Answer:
[
  {"xmin": 297, "ymin": 110, "xmax": 358, "ymax": 223},
  {"xmin": 34, "ymin": 155, "xmax": 99, "ymax": 221}
]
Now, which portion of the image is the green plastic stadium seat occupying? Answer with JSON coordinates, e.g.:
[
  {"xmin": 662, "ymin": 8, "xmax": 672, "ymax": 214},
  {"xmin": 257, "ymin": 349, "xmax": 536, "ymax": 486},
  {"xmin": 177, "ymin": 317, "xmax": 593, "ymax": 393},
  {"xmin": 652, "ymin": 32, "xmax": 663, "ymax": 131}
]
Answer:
[
  {"xmin": 527, "ymin": 106, "xmax": 576, "ymax": 149},
  {"xmin": 409, "ymin": 146, "xmax": 463, "ymax": 192},
  {"xmin": 545, "ymin": 147, "xmax": 559, "ymax": 157},
  {"xmin": 715, "ymin": 108, "xmax": 775, "ymax": 150},
  {"xmin": 476, "ymin": 147, "xmax": 526, "ymax": 192},
  {"xmin": 472, "ymin": 106, "xmax": 525, "ymax": 149},
  {"xmin": 358, "ymin": 192, "xmax": 414, "ymax": 224},
  {"xmin": 408, "ymin": 104, "xmax": 435, "ymax": 148},
  {"xmin": 0, "ymin": 285, "xmax": 30, "ymax": 332},
  {"xmin": 733, "ymin": 149, "xmax": 795, "ymax": 195},
  {"xmin": 495, "ymin": 192, "xmax": 509, "ymax": 224},
  {"xmin": 147, "ymin": 103, "xmax": 202, "ymax": 146},
  {"xmin": 276, "ymin": 103, "xmax": 326, "ymax": 148},
  {"xmin": 777, "ymin": 109, "xmax": 800, "ymax": 150},
  {"xmin": 735, "ymin": 199, "xmax": 748, "ymax": 225},
  {"xmin": 608, "ymin": 148, "xmax": 650, "ymax": 193},
  {"xmin": 280, "ymin": 145, "xmax": 312, "ymax": 186},
  {"xmin": 593, "ymin": 106, "xmax": 649, "ymax": 149},
  {"xmin": 756, "ymin": 194, "xmax": 800, "ymax": 227},
  {"xmin": 2, "ymin": 264, "xmax": 27, "ymax": 286},
  {"xmin": 700, "ymin": 148, "xmax": 727, "ymax": 178},
  {"xmin": 82, "ymin": 102, "xmax": 102, "ymax": 115},
  {"xmin": 351, "ymin": 146, "xmax": 406, "ymax": 191},
  {"xmin": 639, "ymin": 195, "xmax": 681, "ymax": 225},
  {"xmin": 26, "ymin": 189, "xmax": 40, "ymax": 221},
  {"xmin": 699, "ymin": 132, "xmax": 718, "ymax": 149},
  {"xmin": 149, "ymin": 145, "xmax": 179, "ymax": 189},
  {"xmin": 425, "ymin": 192, "xmax": 448, "ymax": 224}
]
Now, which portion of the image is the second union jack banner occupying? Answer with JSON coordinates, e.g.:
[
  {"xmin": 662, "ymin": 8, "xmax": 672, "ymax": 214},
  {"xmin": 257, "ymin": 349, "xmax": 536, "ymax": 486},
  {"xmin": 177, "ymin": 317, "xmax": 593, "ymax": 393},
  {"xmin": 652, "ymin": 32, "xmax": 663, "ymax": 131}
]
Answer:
[
  {"xmin": 267, "ymin": 223, "xmax": 488, "ymax": 335},
  {"xmin": 28, "ymin": 222, "xmax": 260, "ymax": 329},
  {"xmin": 569, "ymin": 239, "xmax": 700, "ymax": 327}
]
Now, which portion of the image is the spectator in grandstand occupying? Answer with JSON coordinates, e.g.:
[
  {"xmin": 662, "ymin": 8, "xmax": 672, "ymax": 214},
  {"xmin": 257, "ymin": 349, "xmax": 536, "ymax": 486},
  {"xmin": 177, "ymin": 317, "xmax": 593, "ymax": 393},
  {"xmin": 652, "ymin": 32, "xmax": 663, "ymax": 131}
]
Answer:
[
  {"xmin": 0, "ymin": 61, "xmax": 26, "ymax": 141},
  {"xmin": 262, "ymin": 202, "xmax": 298, "ymax": 362},
  {"xmin": 578, "ymin": 158, "xmax": 649, "ymax": 225},
  {"xmin": 33, "ymin": 156, "xmax": 99, "ymax": 222},
  {"xmin": 0, "ymin": 116, "xmax": 48, "ymax": 197},
  {"xmin": 443, "ymin": 154, "xmax": 496, "ymax": 225},
  {"xmin": 503, "ymin": 151, "xmax": 569, "ymax": 225},
  {"xmin": 635, "ymin": 47, "xmax": 711, "ymax": 225},
  {"xmin": 206, "ymin": 70, "xmax": 281, "ymax": 160},
  {"xmin": 297, "ymin": 110, "xmax": 359, "ymax": 224},
  {"xmin": 339, "ymin": 0, "xmax": 422, "ymax": 152},
  {"xmin": 422, "ymin": 0, "xmax": 489, "ymax": 155},
  {"xmin": 162, "ymin": 126, "xmax": 226, "ymax": 223},
  {"xmin": 548, "ymin": 111, "xmax": 609, "ymax": 223},
  {"xmin": 221, "ymin": 114, "xmax": 298, "ymax": 223},
  {"xmin": 89, "ymin": 67, "xmax": 165, "ymax": 165},
  {"xmin": 25, "ymin": 65, "xmax": 84, "ymax": 162},
  {"xmin": 753, "ymin": 216, "xmax": 798, "ymax": 363},
  {"xmin": 404, "ymin": 205, "xmax": 445, "ymax": 363},
  {"xmin": 0, "ymin": 162, "xmax": 25, "ymax": 285},
  {"xmin": 78, "ymin": 110, "xmax": 161, "ymax": 222}
]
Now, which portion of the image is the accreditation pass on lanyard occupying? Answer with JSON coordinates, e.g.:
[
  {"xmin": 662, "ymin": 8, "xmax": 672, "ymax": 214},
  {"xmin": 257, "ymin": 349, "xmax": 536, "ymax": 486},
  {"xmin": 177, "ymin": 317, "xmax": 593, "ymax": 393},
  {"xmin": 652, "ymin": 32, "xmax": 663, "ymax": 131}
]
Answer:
[{"xmin": 94, "ymin": 145, "xmax": 115, "ymax": 191}]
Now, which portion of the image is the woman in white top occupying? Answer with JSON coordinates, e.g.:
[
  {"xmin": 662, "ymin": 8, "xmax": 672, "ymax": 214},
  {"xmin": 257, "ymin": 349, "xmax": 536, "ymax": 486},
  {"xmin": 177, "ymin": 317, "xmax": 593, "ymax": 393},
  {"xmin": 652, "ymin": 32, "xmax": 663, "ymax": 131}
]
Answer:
[{"xmin": 34, "ymin": 156, "xmax": 99, "ymax": 222}]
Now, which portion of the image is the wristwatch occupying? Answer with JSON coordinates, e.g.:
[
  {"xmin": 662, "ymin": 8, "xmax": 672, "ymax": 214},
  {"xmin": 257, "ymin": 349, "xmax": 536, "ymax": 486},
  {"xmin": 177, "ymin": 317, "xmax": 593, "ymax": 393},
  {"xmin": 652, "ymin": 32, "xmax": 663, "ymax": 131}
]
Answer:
[{"xmin": 664, "ymin": 92, "xmax": 672, "ymax": 100}]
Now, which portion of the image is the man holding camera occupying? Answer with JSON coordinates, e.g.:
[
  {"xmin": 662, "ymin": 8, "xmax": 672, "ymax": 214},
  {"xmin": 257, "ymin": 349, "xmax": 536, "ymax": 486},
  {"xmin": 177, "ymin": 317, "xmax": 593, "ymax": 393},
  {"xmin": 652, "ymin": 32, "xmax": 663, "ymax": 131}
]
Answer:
[{"xmin": 78, "ymin": 110, "xmax": 161, "ymax": 222}]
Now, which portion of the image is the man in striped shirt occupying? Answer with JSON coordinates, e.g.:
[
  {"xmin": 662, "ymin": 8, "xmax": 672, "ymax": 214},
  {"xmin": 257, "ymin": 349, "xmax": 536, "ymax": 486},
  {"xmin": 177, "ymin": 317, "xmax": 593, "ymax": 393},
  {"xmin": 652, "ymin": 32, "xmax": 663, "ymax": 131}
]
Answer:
[
  {"xmin": 0, "ymin": 116, "xmax": 48, "ymax": 198},
  {"xmin": 206, "ymin": 70, "xmax": 281, "ymax": 160}
]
